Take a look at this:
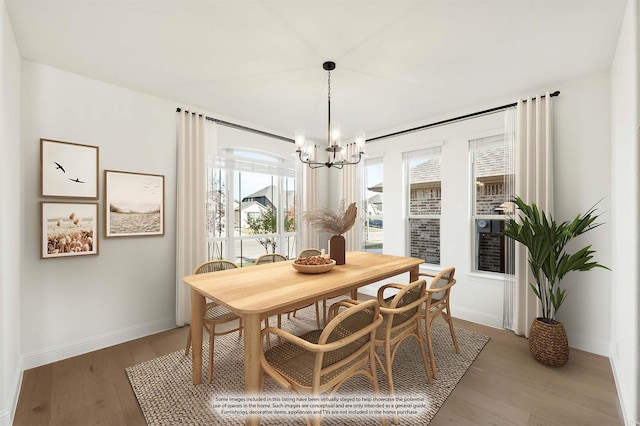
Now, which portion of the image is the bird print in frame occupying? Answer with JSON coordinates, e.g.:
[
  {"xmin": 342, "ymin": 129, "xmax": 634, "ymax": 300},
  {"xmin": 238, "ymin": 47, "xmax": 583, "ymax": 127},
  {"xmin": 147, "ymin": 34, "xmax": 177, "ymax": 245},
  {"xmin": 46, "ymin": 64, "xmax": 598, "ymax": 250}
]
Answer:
[{"xmin": 40, "ymin": 139, "xmax": 99, "ymax": 199}]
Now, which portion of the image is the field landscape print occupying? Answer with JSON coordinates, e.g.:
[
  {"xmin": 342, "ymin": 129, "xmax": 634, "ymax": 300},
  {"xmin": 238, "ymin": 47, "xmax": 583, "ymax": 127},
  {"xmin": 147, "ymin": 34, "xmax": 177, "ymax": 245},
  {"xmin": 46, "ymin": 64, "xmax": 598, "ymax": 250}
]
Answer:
[
  {"xmin": 42, "ymin": 202, "xmax": 98, "ymax": 258},
  {"xmin": 105, "ymin": 170, "xmax": 164, "ymax": 237}
]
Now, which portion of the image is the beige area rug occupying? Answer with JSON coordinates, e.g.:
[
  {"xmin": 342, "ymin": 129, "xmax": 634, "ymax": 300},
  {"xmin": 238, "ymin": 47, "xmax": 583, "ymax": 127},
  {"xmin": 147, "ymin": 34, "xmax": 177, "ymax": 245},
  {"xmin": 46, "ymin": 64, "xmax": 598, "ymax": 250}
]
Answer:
[{"xmin": 126, "ymin": 301, "xmax": 489, "ymax": 425}]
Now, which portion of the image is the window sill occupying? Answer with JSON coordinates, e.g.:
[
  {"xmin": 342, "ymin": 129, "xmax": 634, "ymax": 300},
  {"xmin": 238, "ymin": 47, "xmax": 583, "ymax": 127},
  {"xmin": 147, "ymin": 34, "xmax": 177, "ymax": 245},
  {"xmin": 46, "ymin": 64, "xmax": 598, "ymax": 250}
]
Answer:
[{"xmin": 467, "ymin": 271, "xmax": 509, "ymax": 282}]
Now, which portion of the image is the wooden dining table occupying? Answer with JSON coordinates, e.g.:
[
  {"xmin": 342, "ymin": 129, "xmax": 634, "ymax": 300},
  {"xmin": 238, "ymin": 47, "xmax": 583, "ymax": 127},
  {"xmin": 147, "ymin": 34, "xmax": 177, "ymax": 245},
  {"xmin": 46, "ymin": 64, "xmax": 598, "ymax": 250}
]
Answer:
[{"xmin": 182, "ymin": 251, "xmax": 424, "ymax": 426}]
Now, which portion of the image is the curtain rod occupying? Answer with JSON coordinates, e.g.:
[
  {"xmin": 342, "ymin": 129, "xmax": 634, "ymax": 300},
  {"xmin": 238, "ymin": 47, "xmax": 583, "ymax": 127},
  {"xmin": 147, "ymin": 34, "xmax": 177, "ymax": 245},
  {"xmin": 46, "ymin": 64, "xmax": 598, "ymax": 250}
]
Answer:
[
  {"xmin": 176, "ymin": 108, "xmax": 294, "ymax": 143},
  {"xmin": 366, "ymin": 90, "xmax": 560, "ymax": 143},
  {"xmin": 178, "ymin": 90, "xmax": 559, "ymax": 145}
]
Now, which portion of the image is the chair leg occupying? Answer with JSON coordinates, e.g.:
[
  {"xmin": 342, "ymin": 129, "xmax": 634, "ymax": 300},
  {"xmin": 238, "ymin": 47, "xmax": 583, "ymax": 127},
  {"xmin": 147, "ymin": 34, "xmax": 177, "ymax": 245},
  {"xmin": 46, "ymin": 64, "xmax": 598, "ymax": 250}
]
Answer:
[
  {"xmin": 383, "ymin": 344, "xmax": 399, "ymax": 425},
  {"xmin": 239, "ymin": 318, "xmax": 243, "ymax": 337},
  {"xmin": 443, "ymin": 311, "xmax": 460, "ymax": 353},
  {"xmin": 264, "ymin": 317, "xmax": 272, "ymax": 349},
  {"xmin": 208, "ymin": 330, "xmax": 215, "ymax": 384},
  {"xmin": 322, "ymin": 299, "xmax": 328, "ymax": 327},
  {"xmin": 314, "ymin": 302, "xmax": 321, "ymax": 329},
  {"xmin": 425, "ymin": 318, "xmax": 438, "ymax": 380},
  {"xmin": 184, "ymin": 325, "xmax": 192, "ymax": 355},
  {"xmin": 368, "ymin": 350, "xmax": 388, "ymax": 426},
  {"xmin": 414, "ymin": 329, "xmax": 433, "ymax": 384}
]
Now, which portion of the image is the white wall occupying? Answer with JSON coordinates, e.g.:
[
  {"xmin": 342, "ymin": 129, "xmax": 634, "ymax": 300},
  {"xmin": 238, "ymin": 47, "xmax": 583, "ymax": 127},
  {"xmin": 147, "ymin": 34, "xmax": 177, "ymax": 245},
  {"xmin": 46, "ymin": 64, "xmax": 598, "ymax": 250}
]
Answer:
[
  {"xmin": 610, "ymin": 0, "xmax": 639, "ymax": 424},
  {"xmin": 0, "ymin": 2, "xmax": 22, "ymax": 424},
  {"xmin": 553, "ymin": 72, "xmax": 612, "ymax": 355},
  {"xmin": 360, "ymin": 72, "xmax": 612, "ymax": 355},
  {"xmin": 20, "ymin": 62, "xmax": 178, "ymax": 369}
]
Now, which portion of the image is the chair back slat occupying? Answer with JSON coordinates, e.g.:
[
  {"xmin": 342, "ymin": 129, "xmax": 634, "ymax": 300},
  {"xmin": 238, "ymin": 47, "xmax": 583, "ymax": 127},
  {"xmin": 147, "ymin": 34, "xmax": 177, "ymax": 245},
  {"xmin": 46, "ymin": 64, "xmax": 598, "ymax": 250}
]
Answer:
[
  {"xmin": 428, "ymin": 267, "xmax": 455, "ymax": 301},
  {"xmin": 193, "ymin": 260, "xmax": 239, "ymax": 274},
  {"xmin": 255, "ymin": 253, "xmax": 288, "ymax": 264},
  {"xmin": 297, "ymin": 248, "xmax": 322, "ymax": 259},
  {"xmin": 316, "ymin": 299, "xmax": 381, "ymax": 378}
]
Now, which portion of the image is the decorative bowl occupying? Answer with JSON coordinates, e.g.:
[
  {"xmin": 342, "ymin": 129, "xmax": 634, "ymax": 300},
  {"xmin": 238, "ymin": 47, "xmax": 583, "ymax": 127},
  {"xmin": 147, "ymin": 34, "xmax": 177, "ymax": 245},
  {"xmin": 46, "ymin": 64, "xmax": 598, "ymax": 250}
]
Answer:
[{"xmin": 292, "ymin": 258, "xmax": 336, "ymax": 274}]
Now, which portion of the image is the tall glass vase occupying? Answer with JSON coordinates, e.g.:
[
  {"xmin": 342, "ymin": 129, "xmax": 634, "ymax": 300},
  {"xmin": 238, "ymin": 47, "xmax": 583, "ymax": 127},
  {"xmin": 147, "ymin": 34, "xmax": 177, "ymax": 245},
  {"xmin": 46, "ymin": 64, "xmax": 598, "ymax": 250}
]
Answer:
[{"xmin": 329, "ymin": 235, "xmax": 345, "ymax": 265}]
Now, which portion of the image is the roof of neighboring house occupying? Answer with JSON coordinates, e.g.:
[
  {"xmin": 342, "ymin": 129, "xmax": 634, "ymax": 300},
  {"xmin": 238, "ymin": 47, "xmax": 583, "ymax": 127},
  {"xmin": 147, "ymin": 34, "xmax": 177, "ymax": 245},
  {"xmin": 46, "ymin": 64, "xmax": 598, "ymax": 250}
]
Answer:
[
  {"xmin": 410, "ymin": 159, "xmax": 441, "ymax": 184},
  {"xmin": 368, "ymin": 182, "xmax": 383, "ymax": 193},
  {"xmin": 238, "ymin": 200, "xmax": 268, "ymax": 213},
  {"xmin": 239, "ymin": 185, "xmax": 295, "ymax": 210},
  {"xmin": 367, "ymin": 194, "xmax": 383, "ymax": 215},
  {"xmin": 373, "ymin": 144, "xmax": 514, "ymax": 192}
]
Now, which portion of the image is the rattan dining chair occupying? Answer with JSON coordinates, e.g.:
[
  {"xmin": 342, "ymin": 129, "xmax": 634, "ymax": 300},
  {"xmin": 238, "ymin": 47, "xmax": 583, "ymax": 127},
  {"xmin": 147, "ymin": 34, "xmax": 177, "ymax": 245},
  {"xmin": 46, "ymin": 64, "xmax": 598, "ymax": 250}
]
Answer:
[
  {"xmin": 260, "ymin": 298, "xmax": 386, "ymax": 426},
  {"xmin": 419, "ymin": 267, "xmax": 459, "ymax": 380},
  {"xmin": 297, "ymin": 248, "xmax": 323, "ymax": 259},
  {"xmin": 184, "ymin": 259, "xmax": 242, "ymax": 384},
  {"xmin": 373, "ymin": 279, "xmax": 432, "ymax": 424},
  {"xmin": 255, "ymin": 253, "xmax": 288, "ymax": 264},
  {"xmin": 289, "ymin": 249, "xmax": 323, "ymax": 327}
]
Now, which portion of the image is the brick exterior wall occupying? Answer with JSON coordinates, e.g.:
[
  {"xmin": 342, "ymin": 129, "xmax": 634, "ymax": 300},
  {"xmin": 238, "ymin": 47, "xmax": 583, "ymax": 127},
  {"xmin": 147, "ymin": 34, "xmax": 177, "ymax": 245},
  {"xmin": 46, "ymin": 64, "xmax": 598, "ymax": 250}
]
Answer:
[
  {"xmin": 476, "ymin": 182, "xmax": 507, "ymax": 214},
  {"xmin": 409, "ymin": 218, "xmax": 440, "ymax": 264},
  {"xmin": 409, "ymin": 188, "xmax": 441, "ymax": 215}
]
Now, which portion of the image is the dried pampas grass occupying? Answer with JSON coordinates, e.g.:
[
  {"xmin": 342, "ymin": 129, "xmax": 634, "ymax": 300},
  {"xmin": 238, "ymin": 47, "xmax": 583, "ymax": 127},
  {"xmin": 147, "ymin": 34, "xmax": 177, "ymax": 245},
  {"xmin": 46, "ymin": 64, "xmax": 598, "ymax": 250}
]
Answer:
[{"xmin": 302, "ymin": 201, "xmax": 357, "ymax": 235}]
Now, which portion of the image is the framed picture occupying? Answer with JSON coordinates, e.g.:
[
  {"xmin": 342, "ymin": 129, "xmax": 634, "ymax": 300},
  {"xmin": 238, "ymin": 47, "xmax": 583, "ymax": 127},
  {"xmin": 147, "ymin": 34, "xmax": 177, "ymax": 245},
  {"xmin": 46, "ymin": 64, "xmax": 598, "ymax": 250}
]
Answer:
[
  {"xmin": 41, "ymin": 201, "xmax": 98, "ymax": 259},
  {"xmin": 40, "ymin": 139, "xmax": 99, "ymax": 199},
  {"xmin": 104, "ymin": 170, "xmax": 165, "ymax": 237}
]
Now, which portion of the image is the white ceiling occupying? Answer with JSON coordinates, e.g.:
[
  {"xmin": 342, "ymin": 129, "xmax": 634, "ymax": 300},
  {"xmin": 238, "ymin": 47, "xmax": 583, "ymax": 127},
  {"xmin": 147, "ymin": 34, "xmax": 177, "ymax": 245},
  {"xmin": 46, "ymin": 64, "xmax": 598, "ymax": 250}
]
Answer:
[{"xmin": 6, "ymin": 0, "xmax": 627, "ymax": 142}]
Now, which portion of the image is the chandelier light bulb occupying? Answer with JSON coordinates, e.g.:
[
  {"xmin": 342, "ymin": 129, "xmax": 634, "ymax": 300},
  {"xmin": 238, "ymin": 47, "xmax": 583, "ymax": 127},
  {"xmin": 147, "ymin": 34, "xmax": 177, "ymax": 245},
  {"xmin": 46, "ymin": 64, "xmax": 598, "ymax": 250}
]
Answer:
[
  {"xmin": 330, "ymin": 123, "xmax": 341, "ymax": 147},
  {"xmin": 295, "ymin": 130, "xmax": 305, "ymax": 150},
  {"xmin": 305, "ymin": 143, "xmax": 315, "ymax": 161},
  {"xmin": 355, "ymin": 132, "xmax": 366, "ymax": 153}
]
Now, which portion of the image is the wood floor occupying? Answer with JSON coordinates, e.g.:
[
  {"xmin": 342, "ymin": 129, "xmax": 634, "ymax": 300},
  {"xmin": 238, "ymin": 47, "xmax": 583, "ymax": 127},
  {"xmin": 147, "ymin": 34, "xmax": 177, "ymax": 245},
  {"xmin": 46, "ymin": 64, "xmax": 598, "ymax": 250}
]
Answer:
[{"xmin": 13, "ymin": 318, "xmax": 623, "ymax": 426}]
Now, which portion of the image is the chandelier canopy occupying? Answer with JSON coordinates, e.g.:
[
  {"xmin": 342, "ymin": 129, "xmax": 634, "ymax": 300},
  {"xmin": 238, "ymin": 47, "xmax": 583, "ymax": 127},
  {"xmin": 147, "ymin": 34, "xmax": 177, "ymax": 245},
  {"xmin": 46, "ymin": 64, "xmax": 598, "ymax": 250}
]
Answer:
[{"xmin": 295, "ymin": 61, "xmax": 365, "ymax": 169}]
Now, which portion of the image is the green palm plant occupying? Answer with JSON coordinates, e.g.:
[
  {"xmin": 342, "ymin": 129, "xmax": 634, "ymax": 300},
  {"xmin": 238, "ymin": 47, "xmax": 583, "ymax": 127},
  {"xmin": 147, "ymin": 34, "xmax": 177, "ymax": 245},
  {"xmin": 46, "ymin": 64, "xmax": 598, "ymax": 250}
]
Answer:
[{"xmin": 502, "ymin": 196, "xmax": 609, "ymax": 323}]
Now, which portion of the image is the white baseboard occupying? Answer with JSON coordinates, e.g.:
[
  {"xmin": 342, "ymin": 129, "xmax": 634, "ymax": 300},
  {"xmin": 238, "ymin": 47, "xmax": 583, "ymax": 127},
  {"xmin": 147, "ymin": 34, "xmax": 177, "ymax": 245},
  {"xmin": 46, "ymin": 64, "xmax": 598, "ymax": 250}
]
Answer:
[
  {"xmin": 22, "ymin": 317, "xmax": 176, "ymax": 370},
  {"xmin": 0, "ymin": 357, "xmax": 23, "ymax": 426},
  {"xmin": 453, "ymin": 306, "xmax": 503, "ymax": 329},
  {"xmin": 609, "ymin": 353, "xmax": 634, "ymax": 426}
]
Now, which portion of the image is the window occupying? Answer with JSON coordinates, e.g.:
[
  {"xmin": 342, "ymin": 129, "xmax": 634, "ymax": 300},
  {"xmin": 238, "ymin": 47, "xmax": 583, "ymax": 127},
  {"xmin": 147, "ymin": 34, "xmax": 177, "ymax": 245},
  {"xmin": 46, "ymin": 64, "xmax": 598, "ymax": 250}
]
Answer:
[
  {"xmin": 470, "ymin": 134, "xmax": 514, "ymax": 274},
  {"xmin": 363, "ymin": 157, "xmax": 383, "ymax": 253},
  {"xmin": 404, "ymin": 146, "xmax": 441, "ymax": 265},
  {"xmin": 207, "ymin": 149, "xmax": 296, "ymax": 266}
]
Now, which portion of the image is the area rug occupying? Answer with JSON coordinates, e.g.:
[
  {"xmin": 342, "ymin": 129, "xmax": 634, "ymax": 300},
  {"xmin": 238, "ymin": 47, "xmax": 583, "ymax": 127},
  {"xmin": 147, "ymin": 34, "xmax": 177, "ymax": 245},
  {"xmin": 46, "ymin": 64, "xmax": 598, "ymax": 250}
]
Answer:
[{"xmin": 126, "ymin": 302, "xmax": 489, "ymax": 425}]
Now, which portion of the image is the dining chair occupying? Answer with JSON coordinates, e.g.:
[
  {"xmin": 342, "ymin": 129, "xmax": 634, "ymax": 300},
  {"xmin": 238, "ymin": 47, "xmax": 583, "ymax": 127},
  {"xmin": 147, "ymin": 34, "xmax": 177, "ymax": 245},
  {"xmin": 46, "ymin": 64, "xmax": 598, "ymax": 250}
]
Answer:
[
  {"xmin": 297, "ymin": 248, "xmax": 322, "ymax": 259},
  {"xmin": 373, "ymin": 278, "xmax": 432, "ymax": 424},
  {"xmin": 184, "ymin": 259, "xmax": 242, "ymax": 383},
  {"xmin": 255, "ymin": 253, "xmax": 288, "ymax": 264},
  {"xmin": 419, "ymin": 267, "xmax": 459, "ymax": 380},
  {"xmin": 254, "ymin": 253, "xmax": 292, "ymax": 345},
  {"xmin": 289, "ymin": 248, "xmax": 323, "ymax": 327},
  {"xmin": 260, "ymin": 298, "xmax": 386, "ymax": 426}
]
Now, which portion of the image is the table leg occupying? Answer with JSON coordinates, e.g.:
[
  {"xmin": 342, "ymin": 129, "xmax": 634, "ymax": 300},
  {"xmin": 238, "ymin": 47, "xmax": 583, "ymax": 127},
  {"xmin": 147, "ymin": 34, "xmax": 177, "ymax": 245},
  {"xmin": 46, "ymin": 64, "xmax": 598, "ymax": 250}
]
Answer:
[
  {"xmin": 190, "ymin": 289, "xmax": 205, "ymax": 384},
  {"xmin": 410, "ymin": 264, "xmax": 419, "ymax": 282},
  {"xmin": 243, "ymin": 313, "xmax": 262, "ymax": 426}
]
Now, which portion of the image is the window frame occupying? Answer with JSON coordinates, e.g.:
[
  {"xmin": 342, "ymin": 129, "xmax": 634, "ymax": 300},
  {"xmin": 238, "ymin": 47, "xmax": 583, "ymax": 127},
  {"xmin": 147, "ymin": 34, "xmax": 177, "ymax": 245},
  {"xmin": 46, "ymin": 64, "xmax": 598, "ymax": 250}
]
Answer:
[
  {"xmin": 469, "ymin": 133, "xmax": 514, "ymax": 275},
  {"xmin": 207, "ymin": 148, "xmax": 297, "ymax": 265},
  {"xmin": 363, "ymin": 156, "xmax": 384, "ymax": 253},
  {"xmin": 403, "ymin": 145, "xmax": 442, "ymax": 267}
]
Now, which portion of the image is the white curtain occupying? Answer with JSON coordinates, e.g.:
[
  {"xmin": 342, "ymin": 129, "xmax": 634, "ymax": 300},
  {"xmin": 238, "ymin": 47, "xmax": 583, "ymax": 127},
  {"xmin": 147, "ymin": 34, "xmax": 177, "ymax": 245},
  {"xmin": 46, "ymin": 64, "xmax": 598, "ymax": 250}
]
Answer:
[
  {"xmin": 505, "ymin": 93, "xmax": 554, "ymax": 336},
  {"xmin": 175, "ymin": 112, "xmax": 212, "ymax": 326},
  {"xmin": 297, "ymin": 158, "xmax": 320, "ymax": 251},
  {"xmin": 341, "ymin": 142, "xmax": 364, "ymax": 251}
]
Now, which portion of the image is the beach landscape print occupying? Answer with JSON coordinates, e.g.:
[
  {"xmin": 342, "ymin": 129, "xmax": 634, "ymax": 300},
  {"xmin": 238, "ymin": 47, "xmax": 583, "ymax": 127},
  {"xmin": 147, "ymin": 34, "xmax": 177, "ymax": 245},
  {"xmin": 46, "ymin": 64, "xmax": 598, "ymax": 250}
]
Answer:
[
  {"xmin": 105, "ymin": 170, "xmax": 164, "ymax": 237},
  {"xmin": 41, "ymin": 139, "xmax": 99, "ymax": 199},
  {"xmin": 42, "ymin": 202, "xmax": 98, "ymax": 258}
]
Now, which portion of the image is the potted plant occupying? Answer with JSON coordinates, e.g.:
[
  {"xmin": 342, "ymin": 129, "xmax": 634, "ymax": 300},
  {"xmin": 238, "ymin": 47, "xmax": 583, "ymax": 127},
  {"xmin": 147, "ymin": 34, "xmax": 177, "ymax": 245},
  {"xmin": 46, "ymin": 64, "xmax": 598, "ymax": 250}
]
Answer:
[
  {"xmin": 502, "ymin": 195, "xmax": 608, "ymax": 366},
  {"xmin": 302, "ymin": 201, "xmax": 357, "ymax": 265}
]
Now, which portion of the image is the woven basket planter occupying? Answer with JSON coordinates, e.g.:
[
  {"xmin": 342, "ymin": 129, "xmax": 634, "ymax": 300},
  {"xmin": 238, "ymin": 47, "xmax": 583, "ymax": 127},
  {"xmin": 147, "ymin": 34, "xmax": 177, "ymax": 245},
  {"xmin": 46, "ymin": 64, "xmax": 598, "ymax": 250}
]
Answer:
[{"xmin": 529, "ymin": 318, "xmax": 569, "ymax": 366}]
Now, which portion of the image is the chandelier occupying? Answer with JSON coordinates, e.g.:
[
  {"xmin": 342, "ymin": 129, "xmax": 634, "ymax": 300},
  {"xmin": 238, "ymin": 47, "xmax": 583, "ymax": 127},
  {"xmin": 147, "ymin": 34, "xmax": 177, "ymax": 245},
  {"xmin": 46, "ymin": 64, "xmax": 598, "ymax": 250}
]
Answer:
[{"xmin": 295, "ymin": 61, "xmax": 366, "ymax": 169}]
